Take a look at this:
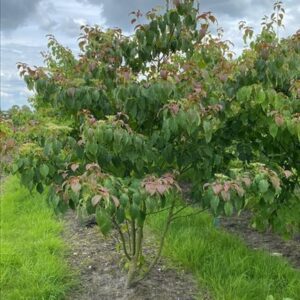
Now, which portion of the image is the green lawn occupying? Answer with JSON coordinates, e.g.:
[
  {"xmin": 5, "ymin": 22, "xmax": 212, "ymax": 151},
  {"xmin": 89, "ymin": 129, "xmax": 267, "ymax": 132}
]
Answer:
[
  {"xmin": 148, "ymin": 207, "xmax": 300, "ymax": 300},
  {"xmin": 0, "ymin": 176, "xmax": 74, "ymax": 300}
]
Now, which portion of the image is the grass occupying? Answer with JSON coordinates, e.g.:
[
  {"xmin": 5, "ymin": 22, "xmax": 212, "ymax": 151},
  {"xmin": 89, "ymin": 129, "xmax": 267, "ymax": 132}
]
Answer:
[
  {"xmin": 0, "ymin": 176, "xmax": 75, "ymax": 300},
  {"xmin": 148, "ymin": 206, "xmax": 300, "ymax": 300}
]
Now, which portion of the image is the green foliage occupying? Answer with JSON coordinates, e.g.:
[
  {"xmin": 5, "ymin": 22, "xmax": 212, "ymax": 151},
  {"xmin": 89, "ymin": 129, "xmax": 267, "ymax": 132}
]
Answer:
[{"xmin": 14, "ymin": 0, "xmax": 299, "ymax": 285}]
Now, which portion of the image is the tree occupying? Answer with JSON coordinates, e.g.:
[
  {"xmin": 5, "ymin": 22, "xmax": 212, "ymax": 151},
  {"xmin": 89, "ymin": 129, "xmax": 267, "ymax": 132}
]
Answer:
[{"xmin": 14, "ymin": 0, "xmax": 299, "ymax": 287}]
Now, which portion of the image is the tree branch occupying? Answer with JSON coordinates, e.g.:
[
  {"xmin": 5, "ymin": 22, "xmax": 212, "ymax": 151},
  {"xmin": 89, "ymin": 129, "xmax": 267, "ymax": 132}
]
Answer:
[
  {"xmin": 113, "ymin": 219, "xmax": 132, "ymax": 261},
  {"xmin": 171, "ymin": 207, "xmax": 209, "ymax": 222}
]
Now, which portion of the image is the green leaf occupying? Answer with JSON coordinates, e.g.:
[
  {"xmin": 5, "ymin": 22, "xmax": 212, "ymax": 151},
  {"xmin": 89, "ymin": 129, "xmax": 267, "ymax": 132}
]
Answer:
[
  {"xmin": 12, "ymin": 163, "xmax": 19, "ymax": 173},
  {"xmin": 36, "ymin": 182, "xmax": 44, "ymax": 194},
  {"xmin": 120, "ymin": 193, "xmax": 129, "ymax": 207},
  {"xmin": 203, "ymin": 120, "xmax": 212, "ymax": 143},
  {"xmin": 237, "ymin": 86, "xmax": 251, "ymax": 102},
  {"xmin": 130, "ymin": 204, "xmax": 139, "ymax": 220},
  {"xmin": 263, "ymin": 190, "xmax": 274, "ymax": 204},
  {"xmin": 258, "ymin": 179, "xmax": 269, "ymax": 194},
  {"xmin": 52, "ymin": 195, "xmax": 60, "ymax": 208},
  {"xmin": 116, "ymin": 208, "xmax": 125, "ymax": 223},
  {"xmin": 169, "ymin": 11, "xmax": 180, "ymax": 25},
  {"xmin": 145, "ymin": 196, "xmax": 156, "ymax": 212},
  {"xmin": 257, "ymin": 89, "xmax": 266, "ymax": 104},
  {"xmin": 224, "ymin": 202, "xmax": 233, "ymax": 216},
  {"xmin": 96, "ymin": 209, "xmax": 112, "ymax": 236},
  {"xmin": 203, "ymin": 120, "xmax": 211, "ymax": 132},
  {"xmin": 40, "ymin": 164, "xmax": 49, "ymax": 178},
  {"xmin": 210, "ymin": 195, "xmax": 220, "ymax": 213},
  {"xmin": 132, "ymin": 192, "xmax": 141, "ymax": 205},
  {"xmin": 87, "ymin": 143, "xmax": 98, "ymax": 156},
  {"xmin": 269, "ymin": 123, "xmax": 278, "ymax": 138},
  {"xmin": 104, "ymin": 128, "xmax": 113, "ymax": 142}
]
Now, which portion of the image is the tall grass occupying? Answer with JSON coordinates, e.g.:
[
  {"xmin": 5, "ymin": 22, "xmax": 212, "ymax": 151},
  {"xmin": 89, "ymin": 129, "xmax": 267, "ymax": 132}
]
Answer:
[
  {"xmin": 148, "ymin": 207, "xmax": 300, "ymax": 300},
  {"xmin": 0, "ymin": 177, "xmax": 75, "ymax": 300}
]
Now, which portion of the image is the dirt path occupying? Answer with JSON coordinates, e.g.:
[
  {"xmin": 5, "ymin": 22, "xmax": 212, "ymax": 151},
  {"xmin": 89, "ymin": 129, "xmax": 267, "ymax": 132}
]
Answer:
[
  {"xmin": 220, "ymin": 212, "xmax": 300, "ymax": 269},
  {"xmin": 63, "ymin": 211, "xmax": 208, "ymax": 300}
]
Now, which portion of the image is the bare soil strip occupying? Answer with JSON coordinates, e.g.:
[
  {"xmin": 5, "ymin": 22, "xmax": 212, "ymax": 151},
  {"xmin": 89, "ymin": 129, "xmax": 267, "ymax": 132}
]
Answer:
[{"xmin": 63, "ymin": 211, "xmax": 207, "ymax": 300}]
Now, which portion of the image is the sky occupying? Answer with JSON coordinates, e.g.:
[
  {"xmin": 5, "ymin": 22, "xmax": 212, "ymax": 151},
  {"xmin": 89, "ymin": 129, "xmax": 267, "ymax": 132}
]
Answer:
[{"xmin": 1, "ymin": 0, "xmax": 299, "ymax": 110}]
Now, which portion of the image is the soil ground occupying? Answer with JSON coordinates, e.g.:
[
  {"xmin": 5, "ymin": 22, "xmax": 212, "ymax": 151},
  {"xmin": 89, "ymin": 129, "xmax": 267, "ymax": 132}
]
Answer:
[{"xmin": 64, "ymin": 211, "xmax": 208, "ymax": 300}]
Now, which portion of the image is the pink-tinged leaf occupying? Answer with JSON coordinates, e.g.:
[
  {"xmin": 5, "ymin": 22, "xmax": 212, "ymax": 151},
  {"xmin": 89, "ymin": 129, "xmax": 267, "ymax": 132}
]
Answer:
[
  {"xmin": 221, "ymin": 190, "xmax": 231, "ymax": 201},
  {"xmin": 6, "ymin": 138, "xmax": 15, "ymax": 149},
  {"xmin": 89, "ymin": 62, "xmax": 97, "ymax": 72},
  {"xmin": 70, "ymin": 163, "xmax": 79, "ymax": 172},
  {"xmin": 156, "ymin": 184, "xmax": 167, "ymax": 195},
  {"xmin": 173, "ymin": 0, "xmax": 180, "ymax": 7},
  {"xmin": 160, "ymin": 70, "xmax": 168, "ymax": 80},
  {"xmin": 92, "ymin": 195, "xmax": 101, "ymax": 206},
  {"xmin": 234, "ymin": 185, "xmax": 245, "ymax": 197},
  {"xmin": 98, "ymin": 187, "xmax": 110, "ymax": 198},
  {"xmin": 283, "ymin": 170, "xmax": 293, "ymax": 178},
  {"xmin": 144, "ymin": 182, "xmax": 157, "ymax": 196},
  {"xmin": 123, "ymin": 71, "xmax": 130, "ymax": 81},
  {"xmin": 70, "ymin": 177, "xmax": 81, "ymax": 193},
  {"xmin": 71, "ymin": 182, "xmax": 81, "ymax": 193},
  {"xmin": 62, "ymin": 172, "xmax": 68, "ymax": 179},
  {"xmin": 223, "ymin": 182, "xmax": 231, "ymax": 192},
  {"xmin": 161, "ymin": 173, "xmax": 175, "ymax": 185},
  {"xmin": 131, "ymin": 18, "xmax": 137, "ymax": 24},
  {"xmin": 86, "ymin": 163, "xmax": 100, "ymax": 171},
  {"xmin": 169, "ymin": 103, "xmax": 179, "ymax": 115},
  {"xmin": 197, "ymin": 13, "xmax": 208, "ymax": 20},
  {"xmin": 111, "ymin": 195, "xmax": 120, "ymax": 207},
  {"xmin": 77, "ymin": 139, "xmax": 84, "ymax": 146},
  {"xmin": 142, "ymin": 173, "xmax": 178, "ymax": 196},
  {"xmin": 208, "ymin": 15, "xmax": 217, "ymax": 24},
  {"xmin": 242, "ymin": 177, "xmax": 252, "ymax": 187},
  {"xmin": 270, "ymin": 176, "xmax": 281, "ymax": 191},
  {"xmin": 203, "ymin": 183, "xmax": 210, "ymax": 189},
  {"xmin": 212, "ymin": 184, "xmax": 223, "ymax": 195},
  {"xmin": 63, "ymin": 192, "xmax": 70, "ymax": 202},
  {"xmin": 275, "ymin": 114, "xmax": 284, "ymax": 126}
]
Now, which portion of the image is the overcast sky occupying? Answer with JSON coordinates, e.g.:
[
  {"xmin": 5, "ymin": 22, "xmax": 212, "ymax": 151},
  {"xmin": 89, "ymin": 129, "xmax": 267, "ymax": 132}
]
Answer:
[{"xmin": 1, "ymin": 0, "xmax": 299, "ymax": 110}]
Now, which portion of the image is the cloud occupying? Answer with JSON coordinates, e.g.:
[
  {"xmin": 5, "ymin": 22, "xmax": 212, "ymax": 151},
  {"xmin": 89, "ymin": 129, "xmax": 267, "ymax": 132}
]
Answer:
[
  {"xmin": 1, "ymin": 44, "xmax": 43, "ymax": 110},
  {"xmin": 0, "ymin": 73, "xmax": 33, "ymax": 110},
  {"xmin": 1, "ymin": 0, "xmax": 42, "ymax": 31},
  {"xmin": 80, "ymin": 0, "xmax": 164, "ymax": 31},
  {"xmin": 81, "ymin": 0, "xmax": 299, "ymax": 37}
]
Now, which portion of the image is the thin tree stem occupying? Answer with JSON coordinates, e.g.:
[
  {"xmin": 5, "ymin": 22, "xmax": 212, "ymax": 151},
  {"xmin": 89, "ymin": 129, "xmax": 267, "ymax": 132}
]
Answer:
[
  {"xmin": 126, "ymin": 220, "xmax": 132, "ymax": 253},
  {"xmin": 171, "ymin": 208, "xmax": 208, "ymax": 222},
  {"xmin": 126, "ymin": 223, "xmax": 144, "ymax": 288},
  {"xmin": 113, "ymin": 219, "xmax": 132, "ymax": 261},
  {"xmin": 131, "ymin": 219, "xmax": 136, "ymax": 256},
  {"xmin": 134, "ymin": 196, "xmax": 176, "ymax": 285}
]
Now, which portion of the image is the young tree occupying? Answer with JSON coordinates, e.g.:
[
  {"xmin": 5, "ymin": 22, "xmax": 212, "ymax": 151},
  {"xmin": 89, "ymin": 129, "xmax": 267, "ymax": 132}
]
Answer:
[{"xmin": 14, "ymin": 0, "xmax": 299, "ymax": 286}]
